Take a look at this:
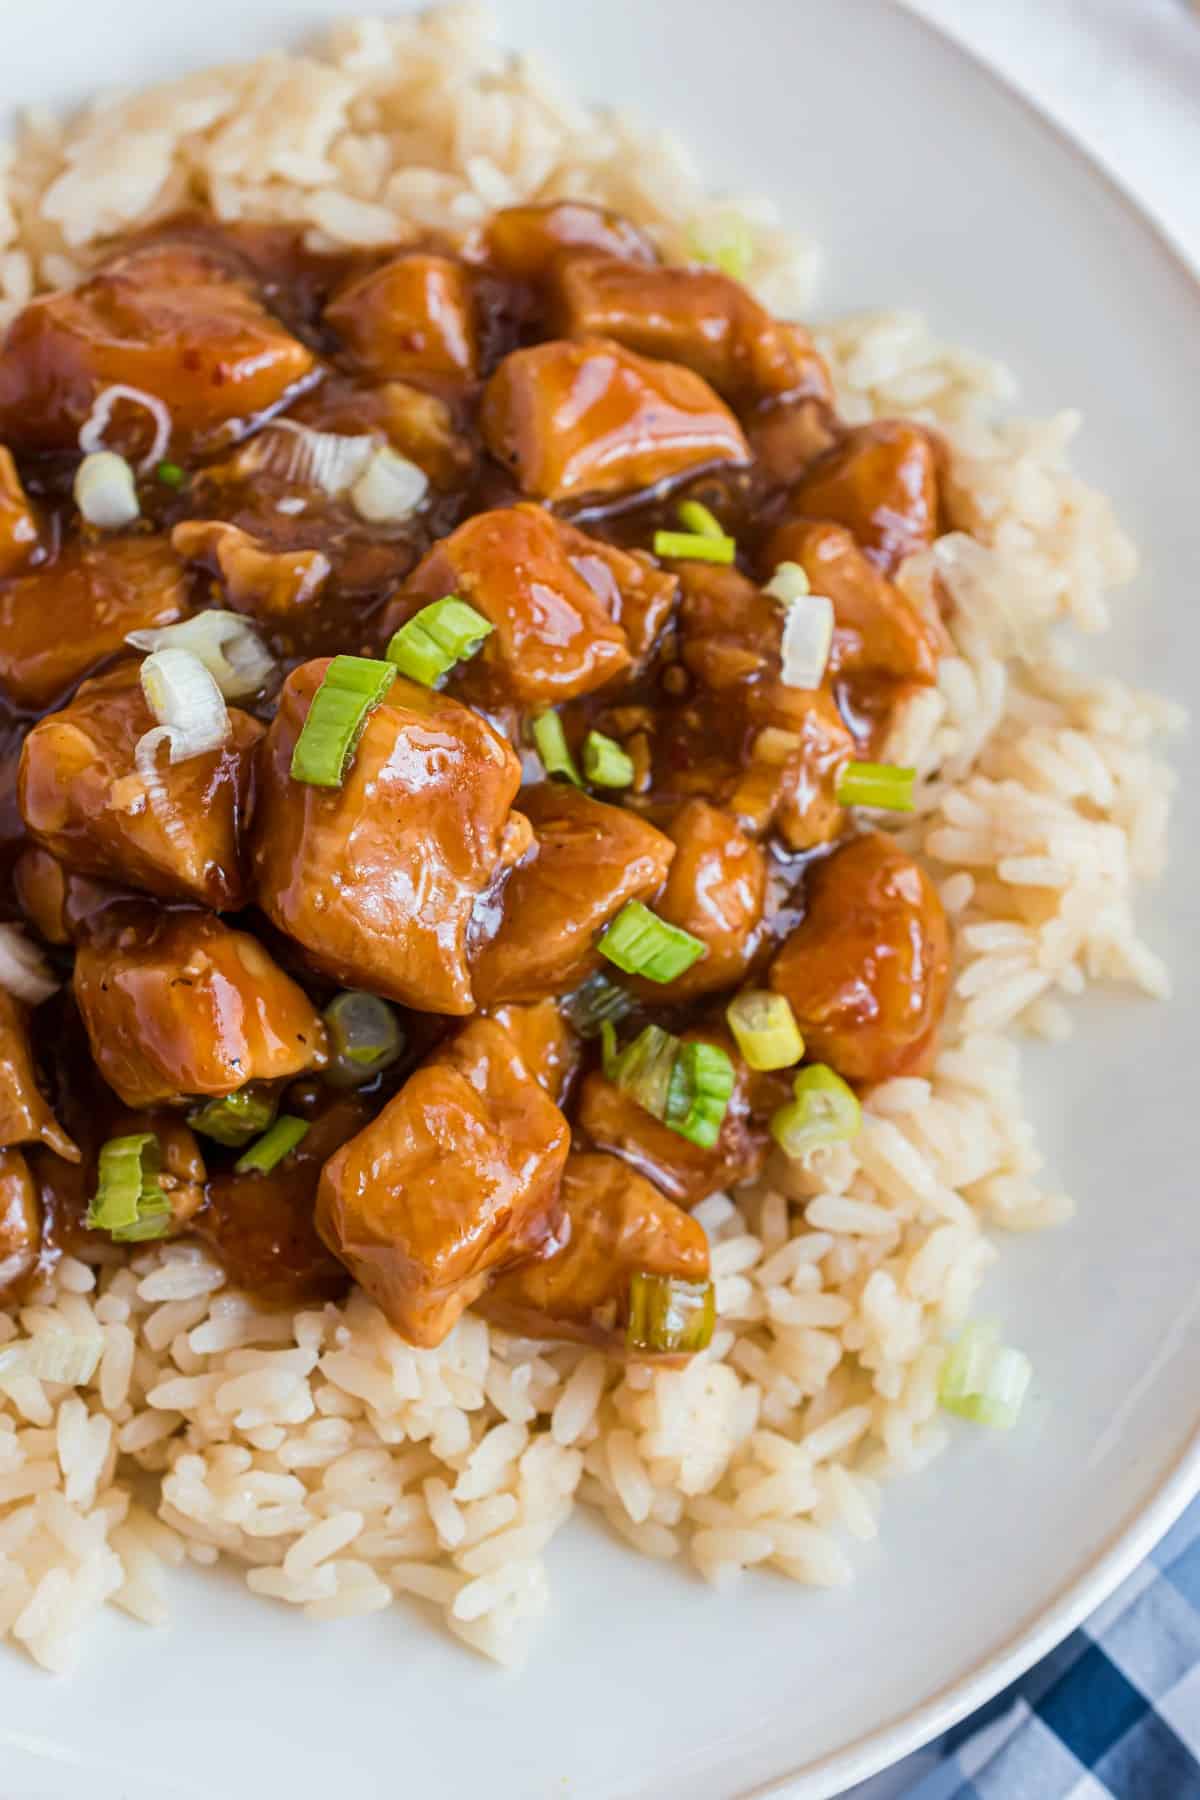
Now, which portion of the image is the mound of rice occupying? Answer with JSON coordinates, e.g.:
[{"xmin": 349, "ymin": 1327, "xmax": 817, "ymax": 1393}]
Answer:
[{"xmin": 0, "ymin": 5, "xmax": 1180, "ymax": 1672}]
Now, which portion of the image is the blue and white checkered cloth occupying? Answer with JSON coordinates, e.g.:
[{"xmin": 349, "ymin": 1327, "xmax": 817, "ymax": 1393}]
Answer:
[{"xmin": 858, "ymin": 1495, "xmax": 1200, "ymax": 1799}]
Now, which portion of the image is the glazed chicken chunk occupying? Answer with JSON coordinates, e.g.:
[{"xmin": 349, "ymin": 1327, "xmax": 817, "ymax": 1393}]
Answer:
[
  {"xmin": 0, "ymin": 538, "xmax": 188, "ymax": 712},
  {"xmin": 0, "ymin": 1149, "xmax": 41, "ymax": 1301},
  {"xmin": 19, "ymin": 662, "xmax": 261, "ymax": 910},
  {"xmin": 483, "ymin": 1151, "xmax": 710, "ymax": 1349},
  {"xmin": 485, "ymin": 201, "xmax": 656, "ymax": 280},
  {"xmin": 789, "ymin": 421, "xmax": 940, "ymax": 573},
  {"xmin": 316, "ymin": 1017, "xmax": 570, "ymax": 1347},
  {"xmin": 637, "ymin": 801, "xmax": 766, "ymax": 1001},
  {"xmin": 325, "ymin": 252, "xmax": 478, "ymax": 382},
  {"xmin": 551, "ymin": 255, "xmax": 832, "ymax": 405},
  {"xmin": 0, "ymin": 241, "xmax": 317, "ymax": 456},
  {"xmin": 769, "ymin": 831, "xmax": 951, "ymax": 1083},
  {"xmin": 473, "ymin": 782, "xmax": 675, "ymax": 1005},
  {"xmin": 253, "ymin": 660, "xmax": 525, "ymax": 1013},
  {"xmin": 0, "ymin": 990, "xmax": 78, "ymax": 1161},
  {"xmin": 393, "ymin": 504, "xmax": 636, "ymax": 707},
  {"xmin": 73, "ymin": 907, "xmax": 328, "ymax": 1109},
  {"xmin": 480, "ymin": 336, "xmax": 750, "ymax": 500}
]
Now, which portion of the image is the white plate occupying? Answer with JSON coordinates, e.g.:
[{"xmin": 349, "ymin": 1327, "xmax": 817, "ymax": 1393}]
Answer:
[{"xmin": 1, "ymin": 4, "xmax": 1198, "ymax": 1796}]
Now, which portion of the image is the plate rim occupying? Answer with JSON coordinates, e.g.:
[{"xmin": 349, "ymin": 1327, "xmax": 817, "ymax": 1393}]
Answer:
[{"xmin": 755, "ymin": 10, "xmax": 1200, "ymax": 1792}]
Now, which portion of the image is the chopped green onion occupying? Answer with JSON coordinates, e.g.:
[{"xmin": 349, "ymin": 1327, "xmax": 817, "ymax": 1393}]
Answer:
[
  {"xmin": 627, "ymin": 1271, "xmax": 715, "ymax": 1355},
  {"xmin": 687, "ymin": 209, "xmax": 753, "ymax": 282},
  {"xmin": 156, "ymin": 461, "xmax": 186, "ymax": 489},
  {"xmin": 939, "ymin": 1323, "xmax": 1032, "ymax": 1430},
  {"xmin": 188, "ymin": 1088, "xmax": 278, "ymax": 1148},
  {"xmin": 764, "ymin": 561, "xmax": 810, "ymax": 604},
  {"xmin": 598, "ymin": 901, "xmax": 707, "ymax": 984},
  {"xmin": 676, "ymin": 499, "xmax": 725, "ymax": 539},
  {"xmin": 531, "ymin": 710, "xmax": 581, "ymax": 786},
  {"xmin": 290, "ymin": 655, "xmax": 395, "ymax": 788},
  {"xmin": 770, "ymin": 1063, "xmax": 861, "ymax": 1160},
  {"xmin": 653, "ymin": 530, "xmax": 735, "ymax": 566},
  {"xmin": 606, "ymin": 1024, "xmax": 680, "ymax": 1122},
  {"xmin": 234, "ymin": 1115, "xmax": 310, "ymax": 1176},
  {"xmin": 664, "ymin": 1040, "xmax": 736, "ymax": 1149},
  {"xmin": 605, "ymin": 1025, "xmax": 734, "ymax": 1149},
  {"xmin": 562, "ymin": 971, "xmax": 635, "ymax": 1038},
  {"xmin": 836, "ymin": 761, "xmax": 916, "ymax": 812},
  {"xmin": 323, "ymin": 990, "xmax": 405, "ymax": 1087},
  {"xmin": 385, "ymin": 596, "xmax": 493, "ymax": 688},
  {"xmin": 86, "ymin": 1133, "xmax": 172, "ymax": 1243},
  {"xmin": 582, "ymin": 730, "xmax": 634, "ymax": 789},
  {"xmin": 726, "ymin": 990, "xmax": 805, "ymax": 1072}
]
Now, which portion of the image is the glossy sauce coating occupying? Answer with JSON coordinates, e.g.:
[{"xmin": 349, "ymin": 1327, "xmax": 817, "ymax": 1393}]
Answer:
[{"xmin": 0, "ymin": 202, "xmax": 954, "ymax": 1351}]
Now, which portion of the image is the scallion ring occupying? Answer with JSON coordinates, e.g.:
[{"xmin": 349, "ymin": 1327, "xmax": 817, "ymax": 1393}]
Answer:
[
  {"xmin": 626, "ymin": 1271, "xmax": 716, "ymax": 1355},
  {"xmin": 188, "ymin": 1088, "xmax": 278, "ymax": 1148},
  {"xmin": 290, "ymin": 656, "xmax": 395, "ymax": 789},
  {"xmin": 323, "ymin": 990, "xmax": 405, "ymax": 1087},
  {"xmin": 531, "ymin": 709, "xmax": 581, "ymax": 786},
  {"xmin": 653, "ymin": 529, "xmax": 735, "ymax": 566},
  {"xmin": 769, "ymin": 1063, "xmax": 861, "ymax": 1160},
  {"xmin": 726, "ymin": 990, "xmax": 804, "ymax": 1072},
  {"xmin": 385, "ymin": 596, "xmax": 493, "ymax": 688},
  {"xmin": 836, "ymin": 761, "xmax": 916, "ymax": 812},
  {"xmin": 234, "ymin": 1116, "xmax": 310, "ymax": 1176},
  {"xmin": 598, "ymin": 901, "xmax": 707, "ymax": 984},
  {"xmin": 582, "ymin": 730, "xmax": 634, "ymax": 789}
]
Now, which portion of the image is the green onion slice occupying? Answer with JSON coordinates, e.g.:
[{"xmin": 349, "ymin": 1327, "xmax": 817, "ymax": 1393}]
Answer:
[
  {"xmin": 664, "ymin": 1040, "xmax": 736, "ymax": 1149},
  {"xmin": 687, "ymin": 210, "xmax": 753, "ymax": 282},
  {"xmin": 770, "ymin": 1063, "xmax": 861, "ymax": 1160},
  {"xmin": 836, "ymin": 760, "xmax": 916, "ymax": 812},
  {"xmin": 323, "ymin": 990, "xmax": 405, "ymax": 1087},
  {"xmin": 627, "ymin": 1271, "xmax": 716, "ymax": 1355},
  {"xmin": 87, "ymin": 1133, "xmax": 172, "ymax": 1243},
  {"xmin": 531, "ymin": 709, "xmax": 581, "ymax": 786},
  {"xmin": 290, "ymin": 655, "xmax": 395, "ymax": 789},
  {"xmin": 582, "ymin": 730, "xmax": 634, "ymax": 789},
  {"xmin": 156, "ymin": 461, "xmax": 186, "ymax": 489},
  {"xmin": 726, "ymin": 990, "xmax": 805, "ymax": 1072},
  {"xmin": 652, "ymin": 529, "xmax": 735, "ymax": 566},
  {"xmin": 605, "ymin": 1025, "xmax": 734, "ymax": 1149},
  {"xmin": 385, "ymin": 596, "xmax": 493, "ymax": 688},
  {"xmin": 234, "ymin": 1115, "xmax": 310, "ymax": 1176},
  {"xmin": 939, "ymin": 1323, "xmax": 1032, "ymax": 1430},
  {"xmin": 188, "ymin": 1088, "xmax": 278, "ymax": 1148},
  {"xmin": 676, "ymin": 499, "xmax": 725, "ymax": 539},
  {"xmin": 598, "ymin": 901, "xmax": 707, "ymax": 984},
  {"xmin": 562, "ymin": 972, "xmax": 635, "ymax": 1039}
]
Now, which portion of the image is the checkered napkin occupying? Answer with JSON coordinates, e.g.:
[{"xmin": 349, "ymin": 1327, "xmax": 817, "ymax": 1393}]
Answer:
[{"xmin": 890, "ymin": 1497, "xmax": 1200, "ymax": 1799}]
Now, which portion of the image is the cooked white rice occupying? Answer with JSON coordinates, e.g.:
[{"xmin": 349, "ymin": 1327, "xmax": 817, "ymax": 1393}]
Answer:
[{"xmin": 0, "ymin": 5, "xmax": 1180, "ymax": 1671}]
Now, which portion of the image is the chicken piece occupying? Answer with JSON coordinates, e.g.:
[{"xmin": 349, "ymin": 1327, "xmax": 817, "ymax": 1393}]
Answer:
[
  {"xmin": 172, "ymin": 521, "xmax": 330, "ymax": 622},
  {"xmin": 789, "ymin": 421, "xmax": 940, "ymax": 573},
  {"xmin": 765, "ymin": 518, "xmax": 942, "ymax": 686},
  {"xmin": 194, "ymin": 1093, "xmax": 367, "ymax": 1304},
  {"xmin": 326, "ymin": 253, "xmax": 477, "ymax": 382},
  {"xmin": 552, "ymin": 256, "xmax": 832, "ymax": 405},
  {"xmin": 473, "ymin": 783, "xmax": 675, "ymax": 1005},
  {"xmin": 578, "ymin": 1028, "xmax": 764, "ymax": 1207},
  {"xmin": 0, "ymin": 447, "xmax": 37, "ymax": 577},
  {"xmin": 0, "ymin": 537, "xmax": 188, "ymax": 712},
  {"xmin": 485, "ymin": 202, "xmax": 656, "ymax": 281},
  {"xmin": 0, "ymin": 990, "xmax": 78, "ymax": 1161},
  {"xmin": 668, "ymin": 564, "xmax": 854, "ymax": 849},
  {"xmin": 19, "ymin": 662, "xmax": 261, "ymax": 910},
  {"xmin": 392, "ymin": 505, "xmax": 634, "ymax": 708},
  {"xmin": 73, "ymin": 907, "xmax": 327, "ymax": 1109},
  {"xmin": 555, "ymin": 520, "xmax": 677, "ymax": 663},
  {"xmin": 316, "ymin": 1017, "xmax": 570, "ymax": 1347},
  {"xmin": 485, "ymin": 1001, "xmax": 581, "ymax": 1108},
  {"xmin": 0, "ymin": 242, "xmax": 317, "ymax": 456},
  {"xmin": 482, "ymin": 1151, "xmax": 709, "ymax": 1350},
  {"xmin": 13, "ymin": 848, "xmax": 126, "ymax": 948},
  {"xmin": 480, "ymin": 337, "xmax": 749, "ymax": 502},
  {"xmin": 769, "ymin": 832, "xmax": 951, "ymax": 1084},
  {"xmin": 638, "ymin": 801, "xmax": 765, "ymax": 1000},
  {"xmin": 254, "ymin": 659, "xmax": 523, "ymax": 1014},
  {"xmin": 746, "ymin": 397, "xmax": 839, "ymax": 488},
  {"xmin": 0, "ymin": 1149, "xmax": 41, "ymax": 1300}
]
